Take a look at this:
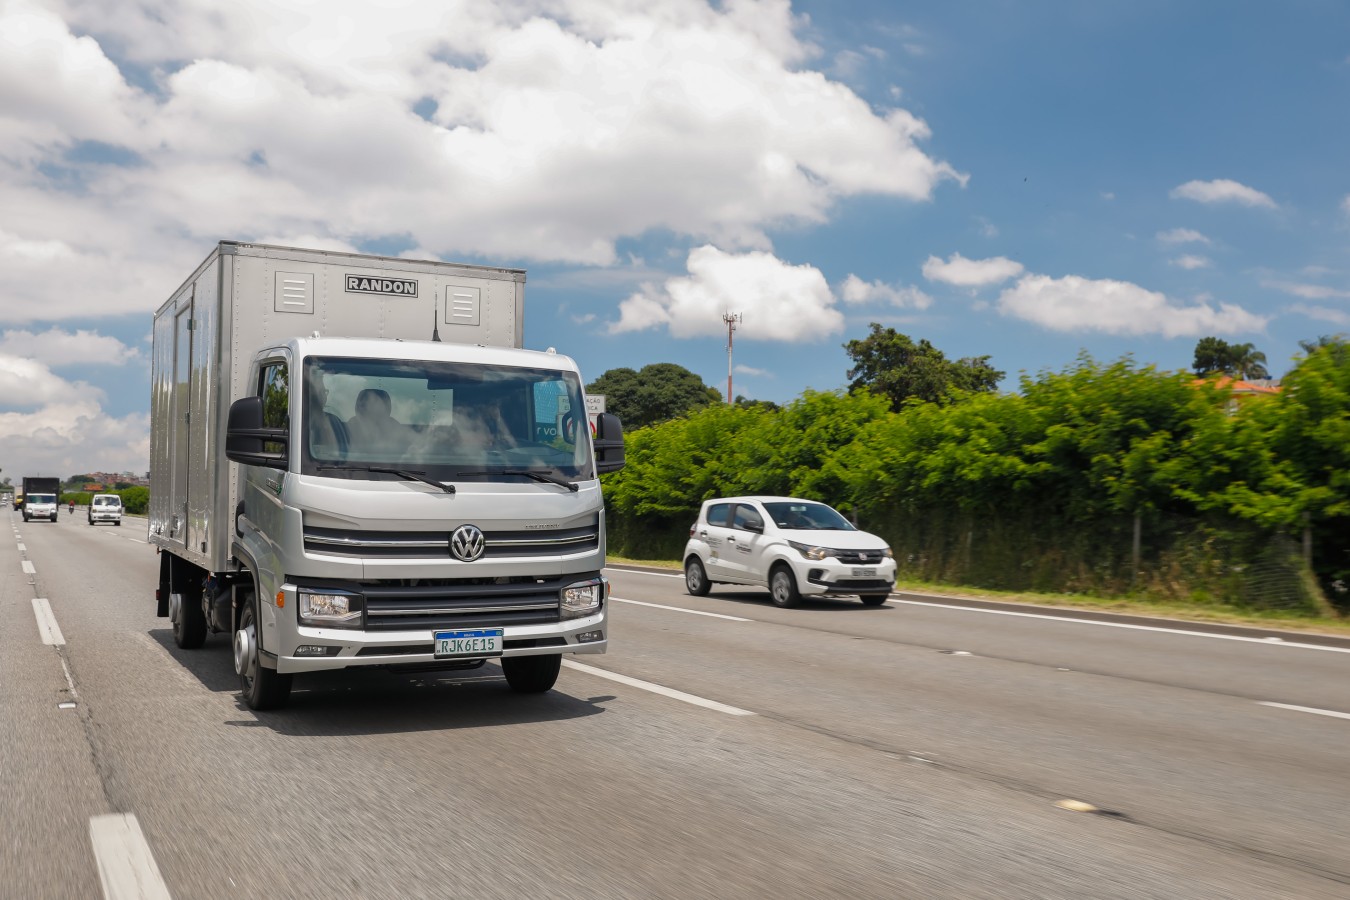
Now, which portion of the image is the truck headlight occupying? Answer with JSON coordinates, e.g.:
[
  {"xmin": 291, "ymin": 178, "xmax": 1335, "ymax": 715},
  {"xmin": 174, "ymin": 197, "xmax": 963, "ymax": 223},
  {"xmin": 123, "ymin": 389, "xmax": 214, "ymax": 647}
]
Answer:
[
  {"xmin": 298, "ymin": 590, "xmax": 364, "ymax": 628},
  {"xmin": 560, "ymin": 577, "xmax": 605, "ymax": 619},
  {"xmin": 789, "ymin": 541, "xmax": 829, "ymax": 561}
]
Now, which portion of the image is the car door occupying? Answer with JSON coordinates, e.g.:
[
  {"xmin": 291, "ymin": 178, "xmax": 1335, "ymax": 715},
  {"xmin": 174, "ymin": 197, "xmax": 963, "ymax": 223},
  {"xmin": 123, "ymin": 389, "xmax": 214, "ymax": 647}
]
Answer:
[
  {"xmin": 724, "ymin": 502, "xmax": 770, "ymax": 584},
  {"xmin": 699, "ymin": 502, "xmax": 737, "ymax": 580}
]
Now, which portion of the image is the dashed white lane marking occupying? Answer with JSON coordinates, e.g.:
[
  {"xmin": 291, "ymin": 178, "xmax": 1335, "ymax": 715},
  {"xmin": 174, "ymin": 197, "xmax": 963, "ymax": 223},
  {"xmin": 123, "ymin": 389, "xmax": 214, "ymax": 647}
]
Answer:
[
  {"xmin": 1259, "ymin": 702, "xmax": 1350, "ymax": 721},
  {"xmin": 22, "ymin": 560, "xmax": 36, "ymax": 574},
  {"xmin": 88, "ymin": 813, "xmax": 172, "ymax": 900},
  {"xmin": 126, "ymin": 538, "xmax": 147, "ymax": 544},
  {"xmin": 32, "ymin": 598, "xmax": 65, "ymax": 646},
  {"xmin": 896, "ymin": 599, "xmax": 1350, "ymax": 655},
  {"xmin": 563, "ymin": 660, "xmax": 755, "ymax": 716},
  {"xmin": 612, "ymin": 596, "xmax": 752, "ymax": 622},
  {"xmin": 17, "ymin": 543, "xmax": 25, "ymax": 551}
]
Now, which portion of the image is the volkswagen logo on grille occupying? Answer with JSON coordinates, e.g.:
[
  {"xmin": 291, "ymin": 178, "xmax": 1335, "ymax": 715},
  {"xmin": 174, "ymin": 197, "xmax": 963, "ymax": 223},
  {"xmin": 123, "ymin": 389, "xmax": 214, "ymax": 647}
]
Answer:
[{"xmin": 450, "ymin": 524, "xmax": 486, "ymax": 561}]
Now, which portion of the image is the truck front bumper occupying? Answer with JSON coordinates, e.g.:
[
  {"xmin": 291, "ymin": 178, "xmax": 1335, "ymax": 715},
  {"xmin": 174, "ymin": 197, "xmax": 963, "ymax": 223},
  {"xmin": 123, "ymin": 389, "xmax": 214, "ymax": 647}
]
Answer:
[{"xmin": 269, "ymin": 594, "xmax": 608, "ymax": 675}]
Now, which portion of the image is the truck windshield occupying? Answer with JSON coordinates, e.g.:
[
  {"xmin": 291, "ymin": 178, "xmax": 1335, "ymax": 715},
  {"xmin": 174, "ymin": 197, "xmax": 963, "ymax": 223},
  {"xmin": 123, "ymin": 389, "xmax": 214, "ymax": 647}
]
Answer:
[
  {"xmin": 302, "ymin": 357, "xmax": 594, "ymax": 480},
  {"xmin": 29, "ymin": 494, "xmax": 56, "ymax": 504}
]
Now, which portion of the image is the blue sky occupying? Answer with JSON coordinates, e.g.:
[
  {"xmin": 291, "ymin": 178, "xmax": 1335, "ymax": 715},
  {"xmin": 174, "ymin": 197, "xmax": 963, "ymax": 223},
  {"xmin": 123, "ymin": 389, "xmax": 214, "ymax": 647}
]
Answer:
[{"xmin": 1, "ymin": 0, "xmax": 1348, "ymax": 477}]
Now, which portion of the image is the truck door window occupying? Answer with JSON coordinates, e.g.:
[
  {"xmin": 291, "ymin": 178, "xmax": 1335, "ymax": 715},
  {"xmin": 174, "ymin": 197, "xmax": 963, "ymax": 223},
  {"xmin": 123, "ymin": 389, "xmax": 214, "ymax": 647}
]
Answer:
[{"xmin": 259, "ymin": 362, "xmax": 289, "ymax": 454}]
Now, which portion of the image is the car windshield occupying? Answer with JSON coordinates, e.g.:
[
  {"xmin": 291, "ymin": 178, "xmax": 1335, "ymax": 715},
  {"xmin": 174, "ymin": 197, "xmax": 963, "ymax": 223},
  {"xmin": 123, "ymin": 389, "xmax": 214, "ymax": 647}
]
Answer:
[
  {"xmin": 29, "ymin": 494, "xmax": 55, "ymax": 504},
  {"xmin": 303, "ymin": 357, "xmax": 593, "ymax": 480},
  {"xmin": 763, "ymin": 501, "xmax": 857, "ymax": 531}
]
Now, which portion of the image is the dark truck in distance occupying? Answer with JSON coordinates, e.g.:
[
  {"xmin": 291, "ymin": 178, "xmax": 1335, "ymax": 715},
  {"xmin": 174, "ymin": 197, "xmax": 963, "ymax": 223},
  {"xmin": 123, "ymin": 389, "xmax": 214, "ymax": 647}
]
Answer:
[{"xmin": 21, "ymin": 477, "xmax": 61, "ymax": 522}]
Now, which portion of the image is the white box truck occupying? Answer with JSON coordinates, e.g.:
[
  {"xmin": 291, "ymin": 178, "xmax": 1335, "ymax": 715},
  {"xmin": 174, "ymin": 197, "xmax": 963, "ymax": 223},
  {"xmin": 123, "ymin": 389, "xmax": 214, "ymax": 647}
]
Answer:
[{"xmin": 150, "ymin": 241, "xmax": 624, "ymax": 709}]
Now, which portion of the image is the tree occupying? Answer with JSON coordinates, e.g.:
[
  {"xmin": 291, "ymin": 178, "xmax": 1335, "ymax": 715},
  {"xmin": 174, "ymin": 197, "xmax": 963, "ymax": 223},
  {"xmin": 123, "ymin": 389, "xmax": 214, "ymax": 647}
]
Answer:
[
  {"xmin": 586, "ymin": 363, "xmax": 721, "ymax": 430},
  {"xmin": 1193, "ymin": 337, "xmax": 1269, "ymax": 380},
  {"xmin": 844, "ymin": 323, "xmax": 1003, "ymax": 410}
]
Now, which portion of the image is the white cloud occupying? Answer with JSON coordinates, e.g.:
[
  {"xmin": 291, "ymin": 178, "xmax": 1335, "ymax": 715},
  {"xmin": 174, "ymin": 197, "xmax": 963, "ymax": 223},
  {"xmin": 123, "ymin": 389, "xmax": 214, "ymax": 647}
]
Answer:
[
  {"xmin": 1342, "ymin": 194, "xmax": 1350, "ymax": 214},
  {"xmin": 922, "ymin": 252, "xmax": 1024, "ymax": 288},
  {"xmin": 1157, "ymin": 228, "xmax": 1210, "ymax": 245},
  {"xmin": 1171, "ymin": 255, "xmax": 1211, "ymax": 270},
  {"xmin": 1100, "ymin": 192, "xmax": 1115, "ymax": 201},
  {"xmin": 610, "ymin": 245, "xmax": 843, "ymax": 342},
  {"xmin": 839, "ymin": 275, "xmax": 932, "ymax": 309},
  {"xmin": 0, "ymin": 351, "xmax": 147, "ymax": 475},
  {"xmin": 0, "ymin": 328, "xmax": 138, "ymax": 367},
  {"xmin": 1170, "ymin": 179, "xmax": 1276, "ymax": 209},
  {"xmin": 734, "ymin": 364, "xmax": 772, "ymax": 377},
  {"xmin": 997, "ymin": 274, "xmax": 1268, "ymax": 338},
  {"xmin": 1289, "ymin": 304, "xmax": 1350, "ymax": 327},
  {"xmin": 1263, "ymin": 280, "xmax": 1350, "ymax": 300},
  {"xmin": 0, "ymin": 0, "xmax": 965, "ymax": 323}
]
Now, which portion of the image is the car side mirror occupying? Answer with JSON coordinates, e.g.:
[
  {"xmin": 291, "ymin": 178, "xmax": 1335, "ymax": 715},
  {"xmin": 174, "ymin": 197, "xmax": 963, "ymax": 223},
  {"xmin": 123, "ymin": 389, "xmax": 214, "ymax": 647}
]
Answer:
[
  {"xmin": 225, "ymin": 396, "xmax": 288, "ymax": 469},
  {"xmin": 593, "ymin": 412, "xmax": 625, "ymax": 473}
]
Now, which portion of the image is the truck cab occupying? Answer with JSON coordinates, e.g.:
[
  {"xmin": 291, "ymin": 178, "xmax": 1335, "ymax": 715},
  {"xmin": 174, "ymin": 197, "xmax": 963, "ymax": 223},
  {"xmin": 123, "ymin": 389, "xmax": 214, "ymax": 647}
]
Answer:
[{"xmin": 210, "ymin": 337, "xmax": 623, "ymax": 707}]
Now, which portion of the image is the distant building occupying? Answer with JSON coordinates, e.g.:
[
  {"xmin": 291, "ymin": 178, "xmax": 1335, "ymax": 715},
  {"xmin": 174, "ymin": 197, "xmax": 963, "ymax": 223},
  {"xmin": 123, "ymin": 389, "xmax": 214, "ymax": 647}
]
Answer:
[{"xmin": 1192, "ymin": 375, "xmax": 1282, "ymax": 415}]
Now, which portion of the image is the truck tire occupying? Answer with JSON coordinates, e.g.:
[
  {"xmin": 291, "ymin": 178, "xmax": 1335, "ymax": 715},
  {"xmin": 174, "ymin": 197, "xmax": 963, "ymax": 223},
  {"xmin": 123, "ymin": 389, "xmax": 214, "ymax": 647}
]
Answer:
[
  {"xmin": 172, "ymin": 580, "xmax": 208, "ymax": 649},
  {"xmin": 235, "ymin": 589, "xmax": 292, "ymax": 710},
  {"xmin": 501, "ymin": 654, "xmax": 561, "ymax": 694},
  {"xmin": 769, "ymin": 564, "xmax": 802, "ymax": 608}
]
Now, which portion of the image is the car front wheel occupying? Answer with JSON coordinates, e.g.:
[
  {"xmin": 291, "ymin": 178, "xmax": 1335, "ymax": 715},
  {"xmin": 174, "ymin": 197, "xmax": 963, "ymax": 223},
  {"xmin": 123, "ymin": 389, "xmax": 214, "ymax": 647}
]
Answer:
[
  {"xmin": 859, "ymin": 594, "xmax": 889, "ymax": 607},
  {"xmin": 769, "ymin": 565, "xmax": 801, "ymax": 608},
  {"xmin": 685, "ymin": 557, "xmax": 711, "ymax": 596}
]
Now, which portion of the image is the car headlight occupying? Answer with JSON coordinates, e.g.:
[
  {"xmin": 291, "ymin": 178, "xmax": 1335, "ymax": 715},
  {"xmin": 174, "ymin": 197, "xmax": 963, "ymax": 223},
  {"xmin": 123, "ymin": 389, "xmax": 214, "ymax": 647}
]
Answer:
[
  {"xmin": 883, "ymin": 547, "xmax": 894, "ymax": 558},
  {"xmin": 788, "ymin": 541, "xmax": 829, "ymax": 561},
  {"xmin": 561, "ymin": 577, "xmax": 606, "ymax": 619},
  {"xmin": 298, "ymin": 590, "xmax": 364, "ymax": 628}
]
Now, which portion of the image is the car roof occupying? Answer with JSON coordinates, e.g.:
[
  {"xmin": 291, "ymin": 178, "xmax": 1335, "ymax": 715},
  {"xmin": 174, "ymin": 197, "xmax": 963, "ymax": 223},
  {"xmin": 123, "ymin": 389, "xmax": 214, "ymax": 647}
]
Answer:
[{"xmin": 701, "ymin": 496, "xmax": 824, "ymax": 505}]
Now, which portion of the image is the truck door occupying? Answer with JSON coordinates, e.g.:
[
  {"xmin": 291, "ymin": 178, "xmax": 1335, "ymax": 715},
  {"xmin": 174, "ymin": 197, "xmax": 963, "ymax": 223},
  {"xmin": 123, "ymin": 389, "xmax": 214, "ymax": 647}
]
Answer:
[{"xmin": 169, "ymin": 300, "xmax": 193, "ymax": 549}]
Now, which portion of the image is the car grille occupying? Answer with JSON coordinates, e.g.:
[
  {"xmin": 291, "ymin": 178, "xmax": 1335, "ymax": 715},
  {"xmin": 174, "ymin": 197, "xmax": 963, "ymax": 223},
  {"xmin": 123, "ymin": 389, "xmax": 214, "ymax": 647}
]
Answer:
[
  {"xmin": 304, "ymin": 522, "xmax": 600, "ymax": 560},
  {"xmin": 359, "ymin": 576, "xmax": 569, "ymax": 631},
  {"xmin": 831, "ymin": 550, "xmax": 887, "ymax": 565}
]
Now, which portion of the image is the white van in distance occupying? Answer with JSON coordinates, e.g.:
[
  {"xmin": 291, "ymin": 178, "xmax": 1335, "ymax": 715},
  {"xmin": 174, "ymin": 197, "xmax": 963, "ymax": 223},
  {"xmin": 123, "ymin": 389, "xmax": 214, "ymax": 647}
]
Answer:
[{"xmin": 89, "ymin": 494, "xmax": 124, "ymax": 526}]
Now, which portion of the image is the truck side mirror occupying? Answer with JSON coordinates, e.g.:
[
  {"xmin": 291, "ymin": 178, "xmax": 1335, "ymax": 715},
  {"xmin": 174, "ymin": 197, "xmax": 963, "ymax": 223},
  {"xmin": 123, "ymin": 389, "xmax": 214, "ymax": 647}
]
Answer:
[
  {"xmin": 225, "ymin": 396, "xmax": 288, "ymax": 469},
  {"xmin": 593, "ymin": 413, "xmax": 625, "ymax": 473}
]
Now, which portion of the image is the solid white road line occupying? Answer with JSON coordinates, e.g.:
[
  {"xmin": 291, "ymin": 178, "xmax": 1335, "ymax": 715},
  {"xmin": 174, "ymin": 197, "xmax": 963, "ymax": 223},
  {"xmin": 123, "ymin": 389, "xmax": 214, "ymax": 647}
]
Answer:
[
  {"xmin": 605, "ymin": 567, "xmax": 683, "ymax": 580},
  {"xmin": 22, "ymin": 560, "xmax": 36, "ymax": 574},
  {"xmin": 88, "ymin": 813, "xmax": 172, "ymax": 900},
  {"xmin": 896, "ymin": 599, "xmax": 1350, "ymax": 655},
  {"xmin": 612, "ymin": 596, "xmax": 752, "ymax": 622},
  {"xmin": 32, "ymin": 598, "xmax": 66, "ymax": 646},
  {"xmin": 563, "ymin": 660, "xmax": 755, "ymax": 716},
  {"xmin": 1258, "ymin": 702, "xmax": 1350, "ymax": 721}
]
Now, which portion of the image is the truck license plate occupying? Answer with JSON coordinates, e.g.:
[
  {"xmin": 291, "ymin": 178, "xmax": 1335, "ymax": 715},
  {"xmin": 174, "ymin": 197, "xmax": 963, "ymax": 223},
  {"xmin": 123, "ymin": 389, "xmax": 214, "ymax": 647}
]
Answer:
[
  {"xmin": 852, "ymin": 568, "xmax": 876, "ymax": 576},
  {"xmin": 434, "ymin": 628, "xmax": 504, "ymax": 659}
]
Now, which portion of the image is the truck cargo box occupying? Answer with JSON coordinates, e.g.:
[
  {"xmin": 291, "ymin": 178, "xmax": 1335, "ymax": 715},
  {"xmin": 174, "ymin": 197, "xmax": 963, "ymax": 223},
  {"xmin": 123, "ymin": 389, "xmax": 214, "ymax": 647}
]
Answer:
[{"xmin": 148, "ymin": 241, "xmax": 526, "ymax": 572}]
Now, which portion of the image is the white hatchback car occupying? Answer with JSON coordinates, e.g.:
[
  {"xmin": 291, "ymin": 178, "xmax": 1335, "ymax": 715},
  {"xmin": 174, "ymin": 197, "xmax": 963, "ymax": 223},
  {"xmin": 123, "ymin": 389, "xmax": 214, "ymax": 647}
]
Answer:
[
  {"xmin": 88, "ymin": 493, "xmax": 123, "ymax": 526},
  {"xmin": 683, "ymin": 496, "xmax": 896, "ymax": 607}
]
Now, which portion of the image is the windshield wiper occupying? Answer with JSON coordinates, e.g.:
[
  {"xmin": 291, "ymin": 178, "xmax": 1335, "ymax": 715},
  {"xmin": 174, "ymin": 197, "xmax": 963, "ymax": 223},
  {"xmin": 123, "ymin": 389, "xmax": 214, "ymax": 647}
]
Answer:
[
  {"xmin": 454, "ymin": 468, "xmax": 579, "ymax": 492},
  {"xmin": 317, "ymin": 465, "xmax": 455, "ymax": 494}
]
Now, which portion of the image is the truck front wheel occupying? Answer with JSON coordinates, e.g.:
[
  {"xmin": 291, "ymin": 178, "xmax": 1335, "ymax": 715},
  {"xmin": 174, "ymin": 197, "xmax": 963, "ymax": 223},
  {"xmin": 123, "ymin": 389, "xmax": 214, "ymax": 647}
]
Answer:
[
  {"xmin": 235, "ymin": 589, "xmax": 292, "ymax": 710},
  {"xmin": 501, "ymin": 654, "xmax": 561, "ymax": 694}
]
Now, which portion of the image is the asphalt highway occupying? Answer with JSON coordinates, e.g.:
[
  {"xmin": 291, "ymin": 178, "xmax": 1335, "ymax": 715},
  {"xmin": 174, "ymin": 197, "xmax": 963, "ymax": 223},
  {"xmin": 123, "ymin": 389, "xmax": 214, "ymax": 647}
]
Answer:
[{"xmin": 3, "ymin": 508, "xmax": 1349, "ymax": 898}]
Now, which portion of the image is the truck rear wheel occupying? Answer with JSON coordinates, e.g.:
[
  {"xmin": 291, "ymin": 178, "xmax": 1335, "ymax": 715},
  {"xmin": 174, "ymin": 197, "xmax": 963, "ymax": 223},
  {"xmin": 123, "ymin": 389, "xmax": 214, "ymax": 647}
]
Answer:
[
  {"xmin": 235, "ymin": 589, "xmax": 292, "ymax": 710},
  {"xmin": 172, "ymin": 579, "xmax": 207, "ymax": 649},
  {"xmin": 501, "ymin": 654, "xmax": 561, "ymax": 693}
]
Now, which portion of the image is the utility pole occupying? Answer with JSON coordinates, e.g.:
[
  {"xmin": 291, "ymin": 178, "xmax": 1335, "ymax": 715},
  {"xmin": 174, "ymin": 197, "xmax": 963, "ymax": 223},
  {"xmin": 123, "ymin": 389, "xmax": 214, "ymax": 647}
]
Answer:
[{"xmin": 722, "ymin": 312, "xmax": 742, "ymax": 405}]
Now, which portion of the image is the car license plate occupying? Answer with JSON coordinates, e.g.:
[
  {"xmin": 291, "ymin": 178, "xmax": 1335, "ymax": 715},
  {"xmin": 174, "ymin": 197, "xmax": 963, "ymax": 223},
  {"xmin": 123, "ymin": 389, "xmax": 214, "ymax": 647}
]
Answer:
[
  {"xmin": 852, "ymin": 568, "xmax": 876, "ymax": 576},
  {"xmin": 434, "ymin": 628, "xmax": 503, "ymax": 658}
]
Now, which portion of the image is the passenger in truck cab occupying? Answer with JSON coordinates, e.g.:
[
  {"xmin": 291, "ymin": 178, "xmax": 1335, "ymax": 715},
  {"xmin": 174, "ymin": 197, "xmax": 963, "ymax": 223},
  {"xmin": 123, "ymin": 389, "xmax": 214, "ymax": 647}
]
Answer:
[{"xmin": 306, "ymin": 371, "xmax": 349, "ymax": 458}]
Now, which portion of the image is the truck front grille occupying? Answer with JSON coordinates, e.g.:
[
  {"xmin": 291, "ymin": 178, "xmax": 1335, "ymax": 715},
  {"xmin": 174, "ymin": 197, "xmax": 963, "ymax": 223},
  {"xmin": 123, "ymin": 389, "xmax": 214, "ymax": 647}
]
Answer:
[
  {"xmin": 304, "ymin": 523, "xmax": 599, "ymax": 560},
  {"xmin": 360, "ymin": 576, "xmax": 567, "ymax": 631}
]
